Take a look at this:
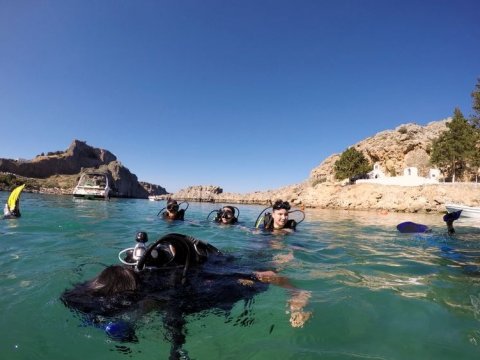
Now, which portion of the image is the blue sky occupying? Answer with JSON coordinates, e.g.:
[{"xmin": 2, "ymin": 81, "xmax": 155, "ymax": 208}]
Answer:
[{"xmin": 1, "ymin": 1, "xmax": 479, "ymax": 193}]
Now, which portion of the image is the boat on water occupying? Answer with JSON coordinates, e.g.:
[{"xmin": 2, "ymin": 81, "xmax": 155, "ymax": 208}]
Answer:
[
  {"xmin": 148, "ymin": 195, "xmax": 167, "ymax": 201},
  {"xmin": 73, "ymin": 172, "xmax": 111, "ymax": 200},
  {"xmin": 445, "ymin": 203, "xmax": 480, "ymax": 218}
]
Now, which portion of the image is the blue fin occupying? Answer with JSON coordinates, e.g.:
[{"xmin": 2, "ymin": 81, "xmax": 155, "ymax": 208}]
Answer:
[
  {"xmin": 396, "ymin": 221, "xmax": 430, "ymax": 233},
  {"xmin": 443, "ymin": 210, "xmax": 462, "ymax": 222}
]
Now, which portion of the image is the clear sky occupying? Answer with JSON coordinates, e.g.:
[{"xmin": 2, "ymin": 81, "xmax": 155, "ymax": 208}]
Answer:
[{"xmin": 1, "ymin": 1, "xmax": 479, "ymax": 193}]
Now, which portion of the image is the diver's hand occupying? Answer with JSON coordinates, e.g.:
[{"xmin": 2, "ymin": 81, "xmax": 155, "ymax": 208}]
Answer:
[
  {"xmin": 238, "ymin": 278, "xmax": 255, "ymax": 287},
  {"xmin": 253, "ymin": 270, "xmax": 277, "ymax": 283},
  {"xmin": 273, "ymin": 252, "xmax": 294, "ymax": 264},
  {"xmin": 289, "ymin": 309, "xmax": 312, "ymax": 328},
  {"xmin": 287, "ymin": 290, "xmax": 312, "ymax": 328}
]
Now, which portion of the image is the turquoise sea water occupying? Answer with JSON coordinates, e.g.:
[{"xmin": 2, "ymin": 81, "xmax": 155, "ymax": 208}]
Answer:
[{"xmin": 1, "ymin": 193, "xmax": 480, "ymax": 359}]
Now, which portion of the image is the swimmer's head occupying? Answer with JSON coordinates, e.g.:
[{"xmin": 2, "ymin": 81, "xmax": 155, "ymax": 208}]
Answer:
[
  {"xmin": 91, "ymin": 265, "xmax": 139, "ymax": 295},
  {"xmin": 272, "ymin": 200, "xmax": 290, "ymax": 229},
  {"xmin": 166, "ymin": 199, "xmax": 179, "ymax": 213},
  {"xmin": 220, "ymin": 206, "xmax": 236, "ymax": 224}
]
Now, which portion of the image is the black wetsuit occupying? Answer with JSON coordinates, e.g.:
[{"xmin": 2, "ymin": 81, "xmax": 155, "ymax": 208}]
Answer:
[
  {"xmin": 162, "ymin": 209, "xmax": 185, "ymax": 221},
  {"xmin": 61, "ymin": 233, "xmax": 268, "ymax": 358}
]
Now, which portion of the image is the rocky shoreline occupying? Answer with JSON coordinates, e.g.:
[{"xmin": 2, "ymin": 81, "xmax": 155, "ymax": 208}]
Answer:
[
  {"xmin": 3, "ymin": 175, "xmax": 478, "ymax": 214},
  {"xmin": 0, "ymin": 181, "xmax": 476, "ymax": 217},
  {"xmin": 166, "ymin": 182, "xmax": 480, "ymax": 214}
]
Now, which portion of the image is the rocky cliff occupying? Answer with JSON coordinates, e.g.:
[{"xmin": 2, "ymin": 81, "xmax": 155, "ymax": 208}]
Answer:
[
  {"xmin": 0, "ymin": 140, "xmax": 167, "ymax": 198},
  {"xmin": 173, "ymin": 185, "xmax": 223, "ymax": 202},
  {"xmin": 169, "ymin": 119, "xmax": 480, "ymax": 213},
  {"xmin": 309, "ymin": 119, "xmax": 450, "ymax": 183},
  {"xmin": 0, "ymin": 140, "xmax": 117, "ymax": 178}
]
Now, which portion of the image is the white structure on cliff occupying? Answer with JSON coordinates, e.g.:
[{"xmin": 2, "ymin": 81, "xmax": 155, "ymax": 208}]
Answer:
[
  {"xmin": 356, "ymin": 163, "xmax": 440, "ymax": 186},
  {"xmin": 370, "ymin": 163, "xmax": 385, "ymax": 179}
]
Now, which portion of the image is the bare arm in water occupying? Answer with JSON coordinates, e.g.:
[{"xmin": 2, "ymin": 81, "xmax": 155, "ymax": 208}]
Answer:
[{"xmin": 238, "ymin": 270, "xmax": 311, "ymax": 328}]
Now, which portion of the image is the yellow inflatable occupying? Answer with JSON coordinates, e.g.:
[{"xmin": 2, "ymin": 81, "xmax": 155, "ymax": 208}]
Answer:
[{"xmin": 4, "ymin": 184, "xmax": 25, "ymax": 217}]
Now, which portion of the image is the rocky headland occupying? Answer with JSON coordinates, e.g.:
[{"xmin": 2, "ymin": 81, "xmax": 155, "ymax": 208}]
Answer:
[
  {"xmin": 0, "ymin": 140, "xmax": 167, "ymax": 198},
  {"xmin": 1, "ymin": 119, "xmax": 478, "ymax": 212}
]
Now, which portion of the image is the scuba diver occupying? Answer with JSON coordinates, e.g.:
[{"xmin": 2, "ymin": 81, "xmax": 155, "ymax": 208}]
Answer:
[
  {"xmin": 207, "ymin": 205, "xmax": 239, "ymax": 225},
  {"xmin": 396, "ymin": 210, "xmax": 462, "ymax": 234},
  {"xmin": 255, "ymin": 199, "xmax": 305, "ymax": 232},
  {"xmin": 3, "ymin": 184, "xmax": 25, "ymax": 219},
  {"xmin": 61, "ymin": 232, "xmax": 311, "ymax": 359},
  {"xmin": 158, "ymin": 198, "xmax": 189, "ymax": 221}
]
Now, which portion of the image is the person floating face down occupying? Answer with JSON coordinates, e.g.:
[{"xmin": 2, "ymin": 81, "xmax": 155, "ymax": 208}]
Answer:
[
  {"xmin": 61, "ymin": 231, "xmax": 312, "ymax": 349},
  {"xmin": 162, "ymin": 199, "xmax": 185, "ymax": 221},
  {"xmin": 263, "ymin": 200, "xmax": 297, "ymax": 231},
  {"xmin": 216, "ymin": 206, "xmax": 238, "ymax": 225}
]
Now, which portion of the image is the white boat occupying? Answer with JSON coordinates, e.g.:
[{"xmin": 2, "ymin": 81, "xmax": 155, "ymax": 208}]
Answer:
[
  {"xmin": 445, "ymin": 203, "xmax": 480, "ymax": 218},
  {"xmin": 148, "ymin": 195, "xmax": 165, "ymax": 201},
  {"xmin": 73, "ymin": 172, "xmax": 111, "ymax": 199}
]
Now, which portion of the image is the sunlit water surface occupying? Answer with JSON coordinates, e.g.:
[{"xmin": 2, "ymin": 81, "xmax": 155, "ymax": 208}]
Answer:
[{"xmin": 1, "ymin": 193, "xmax": 480, "ymax": 359}]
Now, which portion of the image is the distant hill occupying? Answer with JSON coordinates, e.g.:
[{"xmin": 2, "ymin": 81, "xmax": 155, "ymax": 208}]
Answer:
[
  {"xmin": 0, "ymin": 140, "xmax": 167, "ymax": 198},
  {"xmin": 309, "ymin": 119, "xmax": 450, "ymax": 184}
]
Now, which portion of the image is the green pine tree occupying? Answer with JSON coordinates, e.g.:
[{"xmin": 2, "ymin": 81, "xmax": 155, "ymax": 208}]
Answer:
[
  {"xmin": 471, "ymin": 78, "xmax": 480, "ymax": 128},
  {"xmin": 430, "ymin": 108, "xmax": 477, "ymax": 182},
  {"xmin": 334, "ymin": 147, "xmax": 371, "ymax": 180},
  {"xmin": 470, "ymin": 79, "xmax": 480, "ymax": 181}
]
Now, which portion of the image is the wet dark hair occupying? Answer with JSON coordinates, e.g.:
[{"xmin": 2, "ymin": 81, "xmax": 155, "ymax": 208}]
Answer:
[
  {"xmin": 90, "ymin": 265, "xmax": 140, "ymax": 296},
  {"xmin": 272, "ymin": 200, "xmax": 291, "ymax": 211},
  {"xmin": 222, "ymin": 206, "xmax": 235, "ymax": 214},
  {"xmin": 167, "ymin": 199, "xmax": 179, "ymax": 212}
]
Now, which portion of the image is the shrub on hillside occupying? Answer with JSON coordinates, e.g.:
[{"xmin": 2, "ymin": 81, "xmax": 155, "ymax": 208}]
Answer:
[{"xmin": 334, "ymin": 147, "xmax": 372, "ymax": 180}]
